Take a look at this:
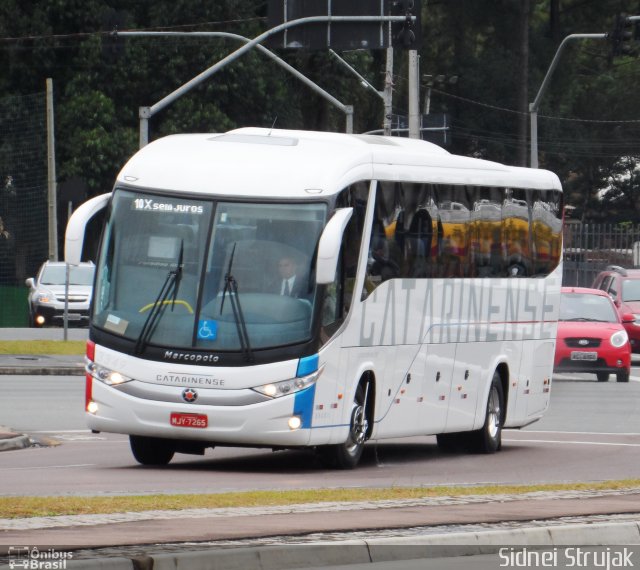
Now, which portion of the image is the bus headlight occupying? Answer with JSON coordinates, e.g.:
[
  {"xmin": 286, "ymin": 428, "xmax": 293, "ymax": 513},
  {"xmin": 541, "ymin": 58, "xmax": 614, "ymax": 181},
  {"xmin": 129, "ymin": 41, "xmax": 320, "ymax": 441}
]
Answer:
[
  {"xmin": 610, "ymin": 330, "xmax": 629, "ymax": 348},
  {"xmin": 252, "ymin": 366, "xmax": 323, "ymax": 399},
  {"xmin": 86, "ymin": 361, "xmax": 133, "ymax": 386}
]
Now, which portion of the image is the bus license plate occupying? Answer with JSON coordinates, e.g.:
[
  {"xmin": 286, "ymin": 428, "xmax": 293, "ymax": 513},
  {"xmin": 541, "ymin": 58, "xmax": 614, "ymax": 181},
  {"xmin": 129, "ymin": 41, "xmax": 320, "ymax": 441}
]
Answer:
[
  {"xmin": 170, "ymin": 413, "xmax": 208, "ymax": 428},
  {"xmin": 570, "ymin": 351, "xmax": 597, "ymax": 361}
]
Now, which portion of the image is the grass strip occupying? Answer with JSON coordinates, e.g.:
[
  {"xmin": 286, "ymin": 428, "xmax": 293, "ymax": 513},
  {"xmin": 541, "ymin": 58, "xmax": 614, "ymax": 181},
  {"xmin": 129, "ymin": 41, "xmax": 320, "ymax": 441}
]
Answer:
[
  {"xmin": 2, "ymin": 480, "xmax": 639, "ymax": 519},
  {"xmin": 0, "ymin": 340, "xmax": 85, "ymax": 355}
]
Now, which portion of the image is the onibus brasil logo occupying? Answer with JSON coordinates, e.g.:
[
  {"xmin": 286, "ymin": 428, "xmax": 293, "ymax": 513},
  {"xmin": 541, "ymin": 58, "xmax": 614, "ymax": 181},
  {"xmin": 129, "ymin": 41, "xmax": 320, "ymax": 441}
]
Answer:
[{"xmin": 8, "ymin": 546, "xmax": 73, "ymax": 569}]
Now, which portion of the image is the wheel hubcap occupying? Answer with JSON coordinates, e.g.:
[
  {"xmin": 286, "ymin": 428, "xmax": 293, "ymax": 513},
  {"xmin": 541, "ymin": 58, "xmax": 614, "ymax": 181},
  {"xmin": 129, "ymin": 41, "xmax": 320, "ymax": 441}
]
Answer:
[
  {"xmin": 346, "ymin": 403, "xmax": 368, "ymax": 453},
  {"xmin": 487, "ymin": 387, "xmax": 501, "ymax": 439}
]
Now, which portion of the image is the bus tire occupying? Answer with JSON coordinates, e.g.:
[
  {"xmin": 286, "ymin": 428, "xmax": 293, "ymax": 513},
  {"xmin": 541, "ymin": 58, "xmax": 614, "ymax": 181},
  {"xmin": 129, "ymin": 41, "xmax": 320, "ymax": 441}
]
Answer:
[
  {"xmin": 318, "ymin": 384, "xmax": 368, "ymax": 469},
  {"xmin": 597, "ymin": 372, "xmax": 609, "ymax": 382},
  {"xmin": 469, "ymin": 372, "xmax": 504, "ymax": 454},
  {"xmin": 129, "ymin": 435, "xmax": 175, "ymax": 466}
]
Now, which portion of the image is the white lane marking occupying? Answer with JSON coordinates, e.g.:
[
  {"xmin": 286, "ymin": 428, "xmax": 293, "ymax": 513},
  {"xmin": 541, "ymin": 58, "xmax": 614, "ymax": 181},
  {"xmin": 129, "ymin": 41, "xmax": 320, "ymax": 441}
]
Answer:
[
  {"xmin": 509, "ymin": 429, "xmax": 640, "ymax": 435},
  {"xmin": 0, "ymin": 464, "xmax": 94, "ymax": 471},
  {"xmin": 504, "ymin": 438, "xmax": 640, "ymax": 447},
  {"xmin": 28, "ymin": 430, "xmax": 92, "ymax": 433}
]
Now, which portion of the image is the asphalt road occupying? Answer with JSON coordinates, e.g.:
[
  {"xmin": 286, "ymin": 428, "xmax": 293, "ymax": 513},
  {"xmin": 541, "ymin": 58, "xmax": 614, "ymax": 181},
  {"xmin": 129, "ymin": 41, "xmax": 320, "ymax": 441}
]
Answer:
[
  {"xmin": 1, "ymin": 341, "xmax": 640, "ymax": 570},
  {"xmin": 1, "ymin": 369, "xmax": 640, "ymax": 496}
]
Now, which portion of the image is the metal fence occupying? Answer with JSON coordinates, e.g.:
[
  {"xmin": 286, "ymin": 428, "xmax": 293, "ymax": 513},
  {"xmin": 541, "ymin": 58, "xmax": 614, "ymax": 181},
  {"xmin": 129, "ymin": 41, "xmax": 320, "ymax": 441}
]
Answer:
[
  {"xmin": 562, "ymin": 222, "xmax": 640, "ymax": 287},
  {"xmin": 0, "ymin": 91, "xmax": 48, "ymax": 326}
]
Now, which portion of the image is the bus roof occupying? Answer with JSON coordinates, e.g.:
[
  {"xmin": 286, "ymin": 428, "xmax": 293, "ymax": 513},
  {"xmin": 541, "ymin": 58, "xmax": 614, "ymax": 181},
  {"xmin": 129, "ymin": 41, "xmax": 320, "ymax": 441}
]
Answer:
[{"xmin": 116, "ymin": 127, "xmax": 562, "ymax": 198}]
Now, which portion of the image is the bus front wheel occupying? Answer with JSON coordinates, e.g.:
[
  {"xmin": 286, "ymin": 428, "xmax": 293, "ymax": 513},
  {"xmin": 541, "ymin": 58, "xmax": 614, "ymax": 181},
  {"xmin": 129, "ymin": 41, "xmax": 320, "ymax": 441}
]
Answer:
[
  {"xmin": 130, "ymin": 435, "xmax": 175, "ymax": 466},
  {"xmin": 318, "ymin": 384, "xmax": 369, "ymax": 469}
]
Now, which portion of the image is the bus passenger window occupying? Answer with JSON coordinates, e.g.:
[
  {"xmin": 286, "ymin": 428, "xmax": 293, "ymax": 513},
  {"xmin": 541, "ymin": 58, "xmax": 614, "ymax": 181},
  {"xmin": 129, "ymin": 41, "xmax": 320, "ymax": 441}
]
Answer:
[{"xmin": 369, "ymin": 231, "xmax": 400, "ymax": 282}]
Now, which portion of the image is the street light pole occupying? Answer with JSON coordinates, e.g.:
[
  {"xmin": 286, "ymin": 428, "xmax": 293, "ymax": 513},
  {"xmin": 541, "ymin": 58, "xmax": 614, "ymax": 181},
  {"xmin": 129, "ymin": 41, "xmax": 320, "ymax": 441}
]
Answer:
[
  {"xmin": 529, "ymin": 33, "xmax": 606, "ymax": 168},
  {"xmin": 120, "ymin": 15, "xmax": 414, "ymax": 146},
  {"xmin": 127, "ymin": 30, "xmax": 355, "ymax": 145}
]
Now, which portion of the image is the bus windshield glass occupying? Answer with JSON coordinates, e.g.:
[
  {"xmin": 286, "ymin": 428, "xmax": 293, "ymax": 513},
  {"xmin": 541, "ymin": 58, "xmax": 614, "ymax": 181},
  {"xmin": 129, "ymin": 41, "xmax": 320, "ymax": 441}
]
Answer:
[{"xmin": 93, "ymin": 190, "xmax": 326, "ymax": 352}]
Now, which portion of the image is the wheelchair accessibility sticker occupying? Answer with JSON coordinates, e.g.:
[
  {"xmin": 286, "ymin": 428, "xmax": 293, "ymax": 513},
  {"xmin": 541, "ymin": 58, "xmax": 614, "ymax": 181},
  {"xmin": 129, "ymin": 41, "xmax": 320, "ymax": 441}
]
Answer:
[{"xmin": 198, "ymin": 319, "xmax": 218, "ymax": 340}]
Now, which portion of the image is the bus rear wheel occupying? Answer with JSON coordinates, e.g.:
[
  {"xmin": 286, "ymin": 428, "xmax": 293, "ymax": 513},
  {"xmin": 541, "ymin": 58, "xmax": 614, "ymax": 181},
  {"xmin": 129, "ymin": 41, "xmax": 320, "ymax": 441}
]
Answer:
[
  {"xmin": 318, "ymin": 384, "xmax": 368, "ymax": 469},
  {"xmin": 130, "ymin": 435, "xmax": 175, "ymax": 466},
  {"xmin": 469, "ymin": 372, "xmax": 504, "ymax": 454}
]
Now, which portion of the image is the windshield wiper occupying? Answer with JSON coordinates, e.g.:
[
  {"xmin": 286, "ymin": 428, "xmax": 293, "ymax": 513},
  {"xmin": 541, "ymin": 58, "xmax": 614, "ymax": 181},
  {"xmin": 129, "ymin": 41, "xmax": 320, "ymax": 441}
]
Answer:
[
  {"xmin": 171, "ymin": 240, "xmax": 184, "ymax": 310},
  {"xmin": 134, "ymin": 241, "xmax": 184, "ymax": 354},
  {"xmin": 220, "ymin": 242, "xmax": 253, "ymax": 363}
]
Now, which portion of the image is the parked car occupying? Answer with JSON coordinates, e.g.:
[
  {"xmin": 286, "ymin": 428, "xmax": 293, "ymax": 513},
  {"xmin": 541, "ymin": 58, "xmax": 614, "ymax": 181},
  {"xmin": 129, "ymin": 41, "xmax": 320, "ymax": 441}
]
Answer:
[
  {"xmin": 554, "ymin": 286, "xmax": 632, "ymax": 383},
  {"xmin": 592, "ymin": 265, "xmax": 640, "ymax": 353},
  {"xmin": 26, "ymin": 261, "xmax": 95, "ymax": 327}
]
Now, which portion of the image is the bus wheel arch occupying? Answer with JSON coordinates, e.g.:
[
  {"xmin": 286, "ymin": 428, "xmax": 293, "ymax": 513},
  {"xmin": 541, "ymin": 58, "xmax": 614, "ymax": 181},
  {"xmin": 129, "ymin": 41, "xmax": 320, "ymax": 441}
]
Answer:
[
  {"xmin": 495, "ymin": 362, "xmax": 509, "ymax": 418},
  {"xmin": 317, "ymin": 372, "xmax": 375, "ymax": 469},
  {"xmin": 360, "ymin": 371, "xmax": 376, "ymax": 440}
]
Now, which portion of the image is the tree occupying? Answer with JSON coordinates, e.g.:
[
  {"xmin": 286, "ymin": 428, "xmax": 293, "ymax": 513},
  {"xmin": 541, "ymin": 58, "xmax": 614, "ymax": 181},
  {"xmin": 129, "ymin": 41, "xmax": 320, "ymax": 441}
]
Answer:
[{"xmin": 0, "ymin": 0, "xmax": 638, "ymax": 225}]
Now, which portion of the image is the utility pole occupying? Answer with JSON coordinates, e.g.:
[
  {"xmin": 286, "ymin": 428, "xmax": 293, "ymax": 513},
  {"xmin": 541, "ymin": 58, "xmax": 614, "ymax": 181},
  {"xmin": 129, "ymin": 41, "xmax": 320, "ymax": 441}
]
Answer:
[
  {"xmin": 46, "ymin": 78, "xmax": 58, "ymax": 261},
  {"xmin": 383, "ymin": 47, "xmax": 394, "ymax": 136},
  {"xmin": 408, "ymin": 50, "xmax": 420, "ymax": 139}
]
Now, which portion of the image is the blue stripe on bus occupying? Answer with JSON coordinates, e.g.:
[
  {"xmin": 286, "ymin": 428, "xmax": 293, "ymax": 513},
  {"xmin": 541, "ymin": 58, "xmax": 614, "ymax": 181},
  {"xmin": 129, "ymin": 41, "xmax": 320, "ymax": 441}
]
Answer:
[
  {"xmin": 296, "ymin": 353, "xmax": 319, "ymax": 377},
  {"xmin": 293, "ymin": 383, "xmax": 316, "ymax": 429}
]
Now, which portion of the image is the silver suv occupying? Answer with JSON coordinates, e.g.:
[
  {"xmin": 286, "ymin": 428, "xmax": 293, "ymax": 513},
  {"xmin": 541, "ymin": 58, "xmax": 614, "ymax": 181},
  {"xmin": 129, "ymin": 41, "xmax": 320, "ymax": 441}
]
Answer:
[{"xmin": 26, "ymin": 261, "xmax": 95, "ymax": 327}]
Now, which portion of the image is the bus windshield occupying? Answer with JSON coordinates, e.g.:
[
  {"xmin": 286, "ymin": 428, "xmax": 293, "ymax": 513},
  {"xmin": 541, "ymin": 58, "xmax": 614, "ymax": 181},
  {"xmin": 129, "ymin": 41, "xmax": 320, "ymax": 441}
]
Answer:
[{"xmin": 93, "ymin": 190, "xmax": 326, "ymax": 352}]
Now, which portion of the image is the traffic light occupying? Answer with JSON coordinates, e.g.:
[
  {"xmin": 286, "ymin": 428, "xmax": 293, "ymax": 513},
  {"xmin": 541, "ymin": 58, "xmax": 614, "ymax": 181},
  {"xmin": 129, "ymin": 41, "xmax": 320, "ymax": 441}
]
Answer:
[
  {"xmin": 610, "ymin": 13, "xmax": 639, "ymax": 57},
  {"xmin": 101, "ymin": 9, "xmax": 128, "ymax": 62},
  {"xmin": 388, "ymin": 0, "xmax": 421, "ymax": 49}
]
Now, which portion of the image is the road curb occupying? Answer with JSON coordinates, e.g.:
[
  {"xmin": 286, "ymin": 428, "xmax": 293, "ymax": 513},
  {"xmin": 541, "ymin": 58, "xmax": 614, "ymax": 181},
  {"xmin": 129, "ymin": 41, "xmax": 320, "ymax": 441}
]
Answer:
[
  {"xmin": 19, "ymin": 520, "xmax": 637, "ymax": 570},
  {"xmin": 0, "ymin": 522, "xmax": 640, "ymax": 570},
  {"xmin": 0, "ymin": 424, "xmax": 33, "ymax": 452},
  {"xmin": 0, "ymin": 433, "xmax": 32, "ymax": 452}
]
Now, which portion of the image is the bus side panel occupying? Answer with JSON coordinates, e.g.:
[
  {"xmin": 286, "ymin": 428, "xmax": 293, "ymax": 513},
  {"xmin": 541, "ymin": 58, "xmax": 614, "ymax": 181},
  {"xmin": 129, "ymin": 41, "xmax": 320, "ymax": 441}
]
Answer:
[
  {"xmin": 308, "ymin": 338, "xmax": 350, "ymax": 446},
  {"xmin": 527, "ymin": 340, "xmax": 555, "ymax": 417},
  {"xmin": 499, "ymin": 340, "xmax": 525, "ymax": 429},
  {"xmin": 369, "ymin": 344, "xmax": 421, "ymax": 439},
  {"xmin": 420, "ymin": 344, "xmax": 455, "ymax": 435},
  {"xmin": 444, "ymin": 342, "xmax": 485, "ymax": 433},
  {"xmin": 504, "ymin": 338, "xmax": 553, "ymax": 427}
]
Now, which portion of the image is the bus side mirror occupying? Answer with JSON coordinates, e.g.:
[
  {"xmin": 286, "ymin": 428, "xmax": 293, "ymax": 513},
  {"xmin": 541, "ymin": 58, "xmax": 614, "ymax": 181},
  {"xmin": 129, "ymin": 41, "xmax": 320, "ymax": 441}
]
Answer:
[
  {"xmin": 316, "ymin": 208, "xmax": 353, "ymax": 285},
  {"xmin": 64, "ymin": 193, "xmax": 111, "ymax": 265}
]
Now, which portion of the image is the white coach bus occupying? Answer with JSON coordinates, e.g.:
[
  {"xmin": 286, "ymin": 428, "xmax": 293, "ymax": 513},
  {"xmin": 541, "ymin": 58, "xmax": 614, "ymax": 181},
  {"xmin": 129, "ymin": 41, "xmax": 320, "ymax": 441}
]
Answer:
[{"xmin": 65, "ymin": 128, "xmax": 563, "ymax": 469}]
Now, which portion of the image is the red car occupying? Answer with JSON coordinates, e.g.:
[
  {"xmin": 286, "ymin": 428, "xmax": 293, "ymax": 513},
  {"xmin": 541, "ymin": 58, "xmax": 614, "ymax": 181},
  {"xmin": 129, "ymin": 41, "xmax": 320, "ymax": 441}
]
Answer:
[
  {"xmin": 592, "ymin": 266, "xmax": 640, "ymax": 353},
  {"xmin": 554, "ymin": 287, "xmax": 632, "ymax": 383}
]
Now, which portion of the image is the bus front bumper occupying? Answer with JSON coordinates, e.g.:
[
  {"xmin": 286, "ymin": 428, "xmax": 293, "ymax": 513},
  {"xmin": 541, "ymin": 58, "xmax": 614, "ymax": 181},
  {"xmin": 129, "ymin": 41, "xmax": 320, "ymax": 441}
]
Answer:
[{"xmin": 86, "ymin": 379, "xmax": 315, "ymax": 447}]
